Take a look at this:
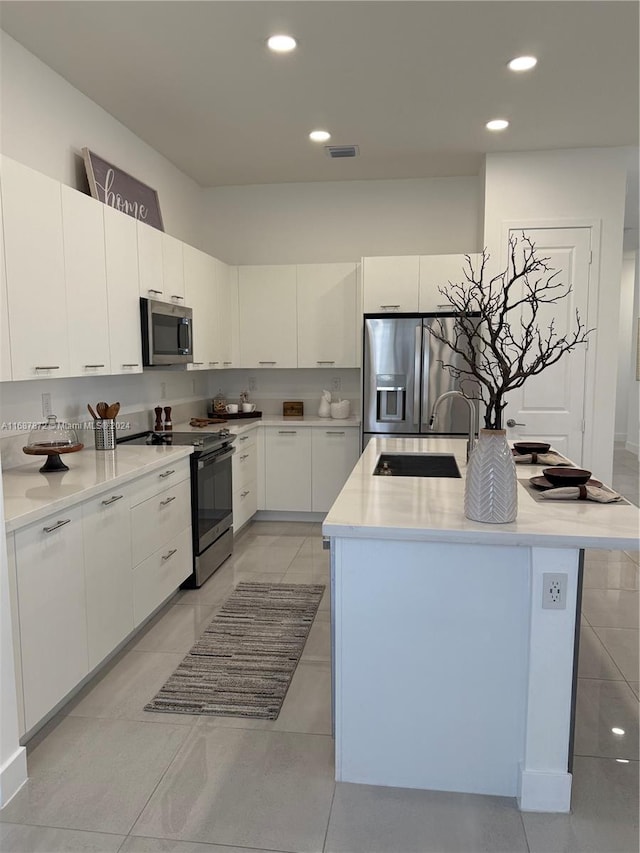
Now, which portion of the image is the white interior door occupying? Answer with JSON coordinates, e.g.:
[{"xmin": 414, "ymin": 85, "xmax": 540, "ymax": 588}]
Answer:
[{"xmin": 504, "ymin": 227, "xmax": 591, "ymax": 462}]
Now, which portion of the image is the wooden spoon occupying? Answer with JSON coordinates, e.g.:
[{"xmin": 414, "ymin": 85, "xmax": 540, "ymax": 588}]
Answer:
[
  {"xmin": 96, "ymin": 402, "xmax": 109, "ymax": 418},
  {"xmin": 87, "ymin": 403, "xmax": 98, "ymax": 420},
  {"xmin": 106, "ymin": 402, "xmax": 120, "ymax": 419}
]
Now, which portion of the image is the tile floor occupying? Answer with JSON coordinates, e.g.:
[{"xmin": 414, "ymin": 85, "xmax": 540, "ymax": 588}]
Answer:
[{"xmin": 1, "ymin": 451, "xmax": 638, "ymax": 853}]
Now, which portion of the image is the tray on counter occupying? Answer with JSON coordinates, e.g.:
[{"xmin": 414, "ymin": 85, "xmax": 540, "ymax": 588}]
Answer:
[{"xmin": 208, "ymin": 410, "xmax": 262, "ymax": 420}]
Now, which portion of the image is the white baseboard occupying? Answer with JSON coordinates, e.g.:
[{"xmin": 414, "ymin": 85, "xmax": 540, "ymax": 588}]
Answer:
[
  {"xmin": 0, "ymin": 745, "xmax": 27, "ymax": 809},
  {"xmin": 518, "ymin": 765, "xmax": 572, "ymax": 813}
]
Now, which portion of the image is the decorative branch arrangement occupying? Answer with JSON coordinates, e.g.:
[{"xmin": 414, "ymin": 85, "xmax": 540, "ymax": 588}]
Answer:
[{"xmin": 427, "ymin": 233, "xmax": 593, "ymax": 429}]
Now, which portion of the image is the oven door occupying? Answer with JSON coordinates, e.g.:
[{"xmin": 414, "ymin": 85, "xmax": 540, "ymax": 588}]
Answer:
[{"xmin": 193, "ymin": 445, "xmax": 234, "ymax": 553}]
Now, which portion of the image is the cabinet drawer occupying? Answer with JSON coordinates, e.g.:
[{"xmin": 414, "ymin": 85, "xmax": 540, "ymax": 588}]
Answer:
[
  {"xmin": 132, "ymin": 479, "xmax": 191, "ymax": 566},
  {"xmin": 130, "ymin": 458, "xmax": 190, "ymax": 507},
  {"xmin": 233, "ymin": 440, "xmax": 257, "ymax": 491},
  {"xmin": 234, "ymin": 429, "xmax": 257, "ymax": 452},
  {"xmin": 132, "ymin": 526, "xmax": 192, "ymax": 626},
  {"xmin": 233, "ymin": 479, "xmax": 257, "ymax": 531}
]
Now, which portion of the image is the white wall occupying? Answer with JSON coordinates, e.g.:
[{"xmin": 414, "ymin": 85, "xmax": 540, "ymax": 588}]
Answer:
[
  {"xmin": 200, "ymin": 177, "xmax": 481, "ymax": 265},
  {"xmin": 483, "ymin": 148, "xmax": 628, "ymax": 483},
  {"xmin": 615, "ymin": 253, "xmax": 637, "ymax": 442},
  {"xmin": 0, "ymin": 32, "xmax": 203, "ymax": 248}
]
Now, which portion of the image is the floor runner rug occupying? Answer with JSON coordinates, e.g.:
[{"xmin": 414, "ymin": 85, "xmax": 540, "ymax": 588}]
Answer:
[{"xmin": 145, "ymin": 581, "xmax": 325, "ymax": 719}]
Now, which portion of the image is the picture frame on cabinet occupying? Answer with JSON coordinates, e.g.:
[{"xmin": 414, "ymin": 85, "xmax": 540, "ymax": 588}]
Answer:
[{"xmin": 82, "ymin": 148, "xmax": 164, "ymax": 231}]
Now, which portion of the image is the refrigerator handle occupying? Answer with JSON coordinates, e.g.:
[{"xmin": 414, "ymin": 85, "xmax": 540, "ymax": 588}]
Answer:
[
  {"xmin": 413, "ymin": 324, "xmax": 422, "ymax": 427},
  {"xmin": 422, "ymin": 324, "xmax": 430, "ymax": 427}
]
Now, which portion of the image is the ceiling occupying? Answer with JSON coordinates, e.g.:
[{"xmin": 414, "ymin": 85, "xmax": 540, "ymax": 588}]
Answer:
[{"xmin": 0, "ymin": 1, "xmax": 638, "ymax": 193}]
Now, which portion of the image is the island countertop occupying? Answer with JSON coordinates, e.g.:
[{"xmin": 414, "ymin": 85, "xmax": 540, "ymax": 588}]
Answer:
[{"xmin": 322, "ymin": 437, "xmax": 639, "ymax": 550}]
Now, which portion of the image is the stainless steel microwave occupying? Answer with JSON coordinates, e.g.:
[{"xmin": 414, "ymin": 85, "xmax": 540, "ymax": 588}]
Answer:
[{"xmin": 140, "ymin": 298, "xmax": 193, "ymax": 366}]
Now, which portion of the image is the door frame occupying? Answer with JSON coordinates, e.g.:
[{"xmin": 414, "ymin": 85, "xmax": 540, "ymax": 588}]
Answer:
[{"xmin": 497, "ymin": 218, "xmax": 603, "ymax": 471}]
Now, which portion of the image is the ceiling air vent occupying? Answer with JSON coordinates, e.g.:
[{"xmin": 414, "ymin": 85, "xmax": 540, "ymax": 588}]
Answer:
[{"xmin": 324, "ymin": 145, "xmax": 359, "ymax": 159}]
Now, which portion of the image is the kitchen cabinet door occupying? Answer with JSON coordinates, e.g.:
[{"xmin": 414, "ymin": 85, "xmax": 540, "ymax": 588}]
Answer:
[
  {"xmin": 15, "ymin": 506, "xmax": 88, "ymax": 732},
  {"xmin": 233, "ymin": 430, "xmax": 258, "ymax": 530},
  {"xmin": 238, "ymin": 265, "xmax": 297, "ymax": 368},
  {"xmin": 62, "ymin": 185, "xmax": 111, "ymax": 377},
  {"xmin": 138, "ymin": 220, "xmax": 164, "ymax": 300},
  {"xmin": 1, "ymin": 157, "xmax": 70, "ymax": 380},
  {"xmin": 418, "ymin": 253, "xmax": 480, "ymax": 312},
  {"xmin": 104, "ymin": 205, "xmax": 143, "ymax": 374},
  {"xmin": 218, "ymin": 262, "xmax": 240, "ymax": 368},
  {"xmin": 82, "ymin": 486, "xmax": 134, "ymax": 669},
  {"xmin": 362, "ymin": 256, "xmax": 420, "ymax": 314},
  {"xmin": 132, "ymin": 526, "xmax": 192, "ymax": 627},
  {"xmin": 162, "ymin": 232, "xmax": 186, "ymax": 304},
  {"xmin": 184, "ymin": 244, "xmax": 219, "ymax": 370},
  {"xmin": 0, "ymin": 198, "xmax": 12, "ymax": 381},
  {"xmin": 264, "ymin": 426, "xmax": 312, "ymax": 511},
  {"xmin": 297, "ymin": 263, "xmax": 358, "ymax": 368},
  {"xmin": 311, "ymin": 426, "xmax": 360, "ymax": 512}
]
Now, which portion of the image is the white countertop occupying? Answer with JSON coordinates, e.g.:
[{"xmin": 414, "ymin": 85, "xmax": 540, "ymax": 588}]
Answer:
[
  {"xmin": 322, "ymin": 437, "xmax": 639, "ymax": 550},
  {"xmin": 3, "ymin": 445, "xmax": 193, "ymax": 533}
]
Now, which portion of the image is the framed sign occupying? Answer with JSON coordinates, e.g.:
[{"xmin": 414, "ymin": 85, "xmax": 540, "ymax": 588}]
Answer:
[{"xmin": 82, "ymin": 148, "xmax": 164, "ymax": 231}]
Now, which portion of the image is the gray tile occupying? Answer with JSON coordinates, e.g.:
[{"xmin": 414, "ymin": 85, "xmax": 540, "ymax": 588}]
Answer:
[
  {"xmin": 282, "ymin": 566, "xmax": 330, "ymax": 586},
  {"xmin": 574, "ymin": 679, "xmax": 639, "ymax": 760},
  {"xmin": 241, "ymin": 521, "xmax": 318, "ymax": 538},
  {"xmin": 592, "ymin": 627, "xmax": 639, "ymax": 683},
  {"xmin": 324, "ymin": 782, "xmax": 528, "ymax": 853},
  {"xmin": 64, "ymin": 650, "xmax": 199, "ymax": 726},
  {"xmin": 581, "ymin": 588, "xmax": 639, "ymax": 629},
  {"xmin": 577, "ymin": 626, "xmax": 623, "ymax": 680},
  {"xmin": 522, "ymin": 756, "xmax": 639, "ymax": 853},
  {"xmin": 301, "ymin": 615, "xmax": 331, "ymax": 661},
  {"xmin": 582, "ymin": 559, "xmax": 639, "ymax": 590},
  {"xmin": 131, "ymin": 603, "xmax": 218, "ymax": 654},
  {"xmin": 0, "ymin": 717, "xmax": 189, "ymax": 834},
  {"xmin": 630, "ymin": 683, "xmax": 640, "ymax": 700},
  {"xmin": 132, "ymin": 728, "xmax": 335, "ymax": 851},
  {"xmin": 120, "ymin": 837, "xmax": 280, "ymax": 853},
  {"xmin": 230, "ymin": 570, "xmax": 286, "ymax": 585},
  {"xmin": 0, "ymin": 823, "xmax": 124, "ymax": 852},
  {"xmin": 227, "ymin": 536, "xmax": 306, "ymax": 574},
  {"xmin": 585, "ymin": 549, "xmax": 637, "ymax": 565}
]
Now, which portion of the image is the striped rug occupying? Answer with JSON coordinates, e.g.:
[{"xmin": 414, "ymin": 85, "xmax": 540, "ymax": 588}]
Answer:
[{"xmin": 145, "ymin": 581, "xmax": 325, "ymax": 719}]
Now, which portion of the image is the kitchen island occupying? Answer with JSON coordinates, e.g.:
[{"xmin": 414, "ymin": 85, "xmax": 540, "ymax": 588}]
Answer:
[{"xmin": 322, "ymin": 437, "xmax": 639, "ymax": 813}]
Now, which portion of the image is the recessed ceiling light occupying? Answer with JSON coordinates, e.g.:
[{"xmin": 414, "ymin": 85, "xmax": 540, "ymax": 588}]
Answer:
[
  {"xmin": 486, "ymin": 119, "xmax": 509, "ymax": 131},
  {"xmin": 267, "ymin": 34, "xmax": 297, "ymax": 53},
  {"xmin": 309, "ymin": 130, "xmax": 331, "ymax": 142},
  {"xmin": 616, "ymin": 759, "xmax": 630, "ymax": 764},
  {"xmin": 508, "ymin": 55, "xmax": 538, "ymax": 72},
  {"xmin": 611, "ymin": 727, "xmax": 625, "ymax": 735}
]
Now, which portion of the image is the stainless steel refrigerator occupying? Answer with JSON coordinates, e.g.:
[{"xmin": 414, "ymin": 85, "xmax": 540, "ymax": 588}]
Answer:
[{"xmin": 362, "ymin": 314, "xmax": 480, "ymax": 448}]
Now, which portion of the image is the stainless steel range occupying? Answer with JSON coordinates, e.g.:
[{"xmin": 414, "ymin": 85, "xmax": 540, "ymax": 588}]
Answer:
[{"xmin": 117, "ymin": 428, "xmax": 235, "ymax": 587}]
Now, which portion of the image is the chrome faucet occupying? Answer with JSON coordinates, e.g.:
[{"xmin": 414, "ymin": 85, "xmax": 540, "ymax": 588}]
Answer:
[{"xmin": 428, "ymin": 391, "xmax": 477, "ymax": 460}]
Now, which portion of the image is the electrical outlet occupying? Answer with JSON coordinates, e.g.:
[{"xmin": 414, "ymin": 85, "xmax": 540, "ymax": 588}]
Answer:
[
  {"xmin": 542, "ymin": 573, "xmax": 567, "ymax": 610},
  {"xmin": 248, "ymin": 377, "xmax": 257, "ymax": 393},
  {"xmin": 41, "ymin": 392, "xmax": 52, "ymax": 418},
  {"xmin": 331, "ymin": 376, "xmax": 341, "ymax": 392},
  {"xmin": 160, "ymin": 381, "xmax": 167, "ymax": 399}
]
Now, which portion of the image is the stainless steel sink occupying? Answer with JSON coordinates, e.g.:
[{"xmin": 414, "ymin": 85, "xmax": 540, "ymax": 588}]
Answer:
[{"xmin": 373, "ymin": 452, "xmax": 461, "ymax": 478}]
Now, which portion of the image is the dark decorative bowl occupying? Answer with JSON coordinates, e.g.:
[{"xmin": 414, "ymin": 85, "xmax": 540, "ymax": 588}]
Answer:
[
  {"xmin": 542, "ymin": 467, "xmax": 591, "ymax": 487},
  {"xmin": 513, "ymin": 441, "xmax": 551, "ymax": 455}
]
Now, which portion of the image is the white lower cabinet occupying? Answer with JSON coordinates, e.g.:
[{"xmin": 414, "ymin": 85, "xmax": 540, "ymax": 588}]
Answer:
[
  {"xmin": 132, "ymin": 527, "xmax": 192, "ymax": 627},
  {"xmin": 311, "ymin": 427, "xmax": 360, "ymax": 512},
  {"xmin": 264, "ymin": 427, "xmax": 312, "ymax": 511},
  {"xmin": 15, "ymin": 506, "xmax": 88, "ymax": 733},
  {"xmin": 232, "ymin": 430, "xmax": 258, "ymax": 530},
  {"xmin": 82, "ymin": 486, "xmax": 134, "ymax": 670},
  {"xmin": 131, "ymin": 478, "xmax": 191, "ymax": 567}
]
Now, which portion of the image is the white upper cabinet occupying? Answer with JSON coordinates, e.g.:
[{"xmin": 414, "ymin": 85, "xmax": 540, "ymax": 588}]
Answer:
[
  {"xmin": 0, "ymin": 198, "xmax": 12, "ymax": 381},
  {"xmin": 61, "ymin": 186, "xmax": 111, "ymax": 377},
  {"xmin": 418, "ymin": 253, "xmax": 479, "ymax": 312},
  {"xmin": 218, "ymin": 262, "xmax": 240, "ymax": 368},
  {"xmin": 238, "ymin": 265, "xmax": 297, "ymax": 368},
  {"xmin": 162, "ymin": 232, "xmax": 185, "ymax": 304},
  {"xmin": 104, "ymin": 205, "xmax": 143, "ymax": 374},
  {"xmin": 137, "ymin": 220, "xmax": 164, "ymax": 300},
  {"xmin": 297, "ymin": 263, "xmax": 358, "ymax": 368},
  {"xmin": 184, "ymin": 244, "xmax": 219, "ymax": 369},
  {"xmin": 362, "ymin": 256, "xmax": 420, "ymax": 314},
  {"xmin": 1, "ymin": 157, "xmax": 70, "ymax": 380}
]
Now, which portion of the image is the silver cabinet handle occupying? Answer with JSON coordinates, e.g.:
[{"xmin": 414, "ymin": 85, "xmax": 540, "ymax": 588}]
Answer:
[
  {"xmin": 278, "ymin": 430, "xmax": 297, "ymax": 434},
  {"xmin": 160, "ymin": 496, "xmax": 176, "ymax": 506},
  {"xmin": 506, "ymin": 419, "xmax": 526, "ymax": 427},
  {"xmin": 259, "ymin": 361, "xmax": 276, "ymax": 365},
  {"xmin": 35, "ymin": 365, "xmax": 60, "ymax": 370},
  {"xmin": 380, "ymin": 304, "xmax": 400, "ymax": 310},
  {"xmin": 43, "ymin": 519, "xmax": 71, "ymax": 533},
  {"xmin": 326, "ymin": 431, "xmax": 345, "ymax": 435},
  {"xmin": 101, "ymin": 495, "xmax": 124, "ymax": 505},
  {"xmin": 159, "ymin": 469, "xmax": 175, "ymax": 478},
  {"xmin": 240, "ymin": 453, "xmax": 249, "ymax": 460},
  {"xmin": 84, "ymin": 364, "xmax": 105, "ymax": 368},
  {"xmin": 209, "ymin": 361, "xmax": 219, "ymax": 365},
  {"xmin": 122, "ymin": 363, "xmax": 139, "ymax": 367},
  {"xmin": 148, "ymin": 289, "xmax": 163, "ymax": 295},
  {"xmin": 162, "ymin": 548, "xmax": 177, "ymax": 561},
  {"xmin": 316, "ymin": 360, "xmax": 335, "ymax": 364},
  {"xmin": 171, "ymin": 295, "xmax": 184, "ymax": 300},
  {"xmin": 239, "ymin": 435, "xmax": 249, "ymax": 442},
  {"xmin": 223, "ymin": 361, "xmax": 232, "ymax": 365},
  {"xmin": 240, "ymin": 490, "xmax": 250, "ymax": 498},
  {"xmin": 436, "ymin": 304, "xmax": 452, "ymax": 309},
  {"xmin": 193, "ymin": 362, "xmax": 204, "ymax": 365}
]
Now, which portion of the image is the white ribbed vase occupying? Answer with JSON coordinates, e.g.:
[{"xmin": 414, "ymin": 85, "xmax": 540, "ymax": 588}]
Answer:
[{"xmin": 464, "ymin": 428, "xmax": 518, "ymax": 523}]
